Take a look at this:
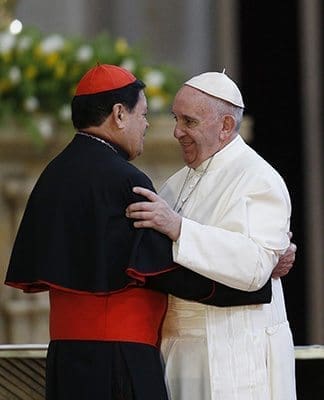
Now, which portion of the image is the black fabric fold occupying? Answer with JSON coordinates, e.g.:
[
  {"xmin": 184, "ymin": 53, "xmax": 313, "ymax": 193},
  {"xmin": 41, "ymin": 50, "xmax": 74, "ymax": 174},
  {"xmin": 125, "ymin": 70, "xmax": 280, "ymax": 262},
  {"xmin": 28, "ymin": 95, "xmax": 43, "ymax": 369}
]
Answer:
[
  {"xmin": 127, "ymin": 227, "xmax": 272, "ymax": 306},
  {"xmin": 202, "ymin": 278, "xmax": 272, "ymax": 306},
  {"xmin": 138, "ymin": 268, "xmax": 272, "ymax": 306},
  {"xmin": 46, "ymin": 341, "xmax": 169, "ymax": 400},
  {"xmin": 128, "ymin": 228, "xmax": 175, "ymax": 278}
]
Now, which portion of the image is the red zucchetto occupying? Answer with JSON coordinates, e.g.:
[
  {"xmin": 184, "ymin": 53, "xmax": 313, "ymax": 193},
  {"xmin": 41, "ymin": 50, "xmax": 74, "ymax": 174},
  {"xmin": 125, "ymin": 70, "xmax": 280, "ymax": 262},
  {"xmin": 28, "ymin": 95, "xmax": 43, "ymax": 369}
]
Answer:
[{"xmin": 75, "ymin": 64, "xmax": 137, "ymax": 96}]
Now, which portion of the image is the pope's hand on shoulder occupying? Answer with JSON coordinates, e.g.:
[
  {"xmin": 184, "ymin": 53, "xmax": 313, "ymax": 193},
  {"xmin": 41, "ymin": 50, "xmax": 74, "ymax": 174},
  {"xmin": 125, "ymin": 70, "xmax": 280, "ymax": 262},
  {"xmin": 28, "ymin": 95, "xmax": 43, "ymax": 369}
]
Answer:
[{"xmin": 126, "ymin": 187, "xmax": 182, "ymax": 241}]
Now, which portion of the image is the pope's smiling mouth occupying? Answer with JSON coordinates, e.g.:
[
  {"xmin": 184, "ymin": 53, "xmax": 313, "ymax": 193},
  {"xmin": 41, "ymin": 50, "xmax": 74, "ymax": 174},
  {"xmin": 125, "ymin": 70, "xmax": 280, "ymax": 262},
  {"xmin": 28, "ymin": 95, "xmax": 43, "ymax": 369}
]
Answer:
[
  {"xmin": 179, "ymin": 140, "xmax": 194, "ymax": 147},
  {"xmin": 180, "ymin": 143, "xmax": 195, "ymax": 154}
]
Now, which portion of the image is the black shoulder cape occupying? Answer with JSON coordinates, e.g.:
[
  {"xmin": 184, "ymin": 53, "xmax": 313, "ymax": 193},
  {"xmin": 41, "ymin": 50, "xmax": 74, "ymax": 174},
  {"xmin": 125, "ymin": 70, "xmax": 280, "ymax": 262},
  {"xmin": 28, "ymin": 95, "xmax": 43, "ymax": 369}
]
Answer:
[{"xmin": 5, "ymin": 134, "xmax": 173, "ymax": 293}]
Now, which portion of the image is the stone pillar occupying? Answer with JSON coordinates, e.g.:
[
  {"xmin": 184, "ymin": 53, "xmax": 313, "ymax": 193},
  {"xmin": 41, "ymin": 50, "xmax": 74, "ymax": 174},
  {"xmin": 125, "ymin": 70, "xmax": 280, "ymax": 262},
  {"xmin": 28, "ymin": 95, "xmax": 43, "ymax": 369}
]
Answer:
[
  {"xmin": 299, "ymin": 0, "xmax": 324, "ymax": 343},
  {"xmin": 210, "ymin": 0, "xmax": 241, "ymax": 81},
  {"xmin": 2, "ymin": 176, "xmax": 50, "ymax": 344},
  {"xmin": 0, "ymin": 134, "xmax": 68, "ymax": 344},
  {"xmin": 15, "ymin": 0, "xmax": 90, "ymax": 35},
  {"xmin": 95, "ymin": 0, "xmax": 214, "ymax": 76}
]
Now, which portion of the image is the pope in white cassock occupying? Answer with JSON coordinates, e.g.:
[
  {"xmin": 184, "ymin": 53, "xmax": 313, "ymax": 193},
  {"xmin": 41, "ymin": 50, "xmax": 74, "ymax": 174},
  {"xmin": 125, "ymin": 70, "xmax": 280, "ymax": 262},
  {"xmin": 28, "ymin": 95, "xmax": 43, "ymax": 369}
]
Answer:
[{"xmin": 126, "ymin": 71, "xmax": 297, "ymax": 400}]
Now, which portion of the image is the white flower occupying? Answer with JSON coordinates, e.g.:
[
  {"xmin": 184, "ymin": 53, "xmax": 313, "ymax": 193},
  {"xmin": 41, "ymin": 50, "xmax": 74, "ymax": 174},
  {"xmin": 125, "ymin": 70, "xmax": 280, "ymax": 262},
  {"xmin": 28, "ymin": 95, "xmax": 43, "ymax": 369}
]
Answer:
[
  {"xmin": 24, "ymin": 97, "xmax": 39, "ymax": 112},
  {"xmin": 76, "ymin": 45, "xmax": 93, "ymax": 62},
  {"xmin": 120, "ymin": 58, "xmax": 136, "ymax": 72},
  {"xmin": 17, "ymin": 36, "xmax": 33, "ymax": 51},
  {"xmin": 0, "ymin": 32, "xmax": 16, "ymax": 53},
  {"xmin": 58, "ymin": 104, "xmax": 71, "ymax": 121},
  {"xmin": 10, "ymin": 19, "xmax": 23, "ymax": 35},
  {"xmin": 8, "ymin": 66, "xmax": 21, "ymax": 83},
  {"xmin": 37, "ymin": 117, "xmax": 54, "ymax": 138},
  {"xmin": 40, "ymin": 34, "xmax": 65, "ymax": 54},
  {"xmin": 149, "ymin": 96, "xmax": 165, "ymax": 112},
  {"xmin": 144, "ymin": 70, "xmax": 165, "ymax": 87}
]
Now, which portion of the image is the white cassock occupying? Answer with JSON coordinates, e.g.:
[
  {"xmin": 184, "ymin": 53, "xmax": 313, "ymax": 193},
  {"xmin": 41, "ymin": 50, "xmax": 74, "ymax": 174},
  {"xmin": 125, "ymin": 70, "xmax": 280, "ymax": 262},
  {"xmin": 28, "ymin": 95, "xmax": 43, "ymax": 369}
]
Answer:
[{"xmin": 159, "ymin": 135, "xmax": 296, "ymax": 400}]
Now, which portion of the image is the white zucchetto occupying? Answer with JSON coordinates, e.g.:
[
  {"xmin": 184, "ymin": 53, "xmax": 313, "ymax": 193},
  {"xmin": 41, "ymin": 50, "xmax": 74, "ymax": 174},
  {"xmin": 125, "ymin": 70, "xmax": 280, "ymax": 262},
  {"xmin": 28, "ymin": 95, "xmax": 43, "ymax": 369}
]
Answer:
[{"xmin": 185, "ymin": 71, "xmax": 244, "ymax": 108}]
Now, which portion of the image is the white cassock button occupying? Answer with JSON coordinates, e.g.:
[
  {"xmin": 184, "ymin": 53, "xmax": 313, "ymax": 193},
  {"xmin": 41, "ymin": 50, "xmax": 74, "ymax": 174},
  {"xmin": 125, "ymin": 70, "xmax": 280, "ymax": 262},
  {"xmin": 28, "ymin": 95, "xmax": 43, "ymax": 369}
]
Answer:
[{"xmin": 266, "ymin": 326, "xmax": 278, "ymax": 335}]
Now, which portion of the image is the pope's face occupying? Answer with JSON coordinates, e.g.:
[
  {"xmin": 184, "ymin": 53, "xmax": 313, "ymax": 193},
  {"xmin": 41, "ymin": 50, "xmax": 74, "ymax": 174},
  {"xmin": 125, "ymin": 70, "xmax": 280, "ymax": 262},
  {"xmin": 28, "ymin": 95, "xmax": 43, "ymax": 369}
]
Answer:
[
  {"xmin": 124, "ymin": 91, "xmax": 149, "ymax": 160},
  {"xmin": 172, "ymin": 86, "xmax": 225, "ymax": 168}
]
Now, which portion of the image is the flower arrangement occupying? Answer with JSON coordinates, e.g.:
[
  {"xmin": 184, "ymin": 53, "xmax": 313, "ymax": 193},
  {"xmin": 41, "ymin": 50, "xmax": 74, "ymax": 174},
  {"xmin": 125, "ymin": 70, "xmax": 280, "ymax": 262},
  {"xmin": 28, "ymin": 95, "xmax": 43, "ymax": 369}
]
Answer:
[{"xmin": 0, "ymin": 26, "xmax": 183, "ymax": 141}]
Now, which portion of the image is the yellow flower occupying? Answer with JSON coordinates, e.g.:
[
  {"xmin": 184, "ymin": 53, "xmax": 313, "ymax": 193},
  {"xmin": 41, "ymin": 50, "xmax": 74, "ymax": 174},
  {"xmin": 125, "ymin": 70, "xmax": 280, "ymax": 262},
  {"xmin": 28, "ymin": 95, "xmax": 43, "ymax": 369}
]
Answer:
[
  {"xmin": 25, "ymin": 65, "xmax": 37, "ymax": 79},
  {"xmin": 2, "ymin": 52, "xmax": 12, "ymax": 63},
  {"xmin": 0, "ymin": 79, "xmax": 12, "ymax": 93},
  {"xmin": 115, "ymin": 37, "xmax": 129, "ymax": 55},
  {"xmin": 54, "ymin": 62, "xmax": 66, "ymax": 78},
  {"xmin": 145, "ymin": 85, "xmax": 163, "ymax": 97},
  {"xmin": 45, "ymin": 52, "xmax": 59, "ymax": 67},
  {"xmin": 34, "ymin": 46, "xmax": 42, "ymax": 58},
  {"xmin": 70, "ymin": 85, "xmax": 77, "ymax": 96}
]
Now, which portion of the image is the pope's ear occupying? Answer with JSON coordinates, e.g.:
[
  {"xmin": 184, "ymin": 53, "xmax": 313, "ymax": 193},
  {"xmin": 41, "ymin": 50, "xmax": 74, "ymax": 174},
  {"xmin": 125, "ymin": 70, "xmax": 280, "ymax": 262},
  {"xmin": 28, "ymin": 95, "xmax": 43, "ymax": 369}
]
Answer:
[
  {"xmin": 112, "ymin": 103, "xmax": 127, "ymax": 128},
  {"xmin": 220, "ymin": 115, "xmax": 235, "ymax": 140}
]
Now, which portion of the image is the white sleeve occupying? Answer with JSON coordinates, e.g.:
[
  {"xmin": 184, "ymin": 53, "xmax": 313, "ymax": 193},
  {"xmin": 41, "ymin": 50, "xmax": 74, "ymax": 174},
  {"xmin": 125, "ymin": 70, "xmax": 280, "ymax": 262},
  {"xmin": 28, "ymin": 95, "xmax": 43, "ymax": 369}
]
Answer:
[{"xmin": 172, "ymin": 182, "xmax": 291, "ymax": 291}]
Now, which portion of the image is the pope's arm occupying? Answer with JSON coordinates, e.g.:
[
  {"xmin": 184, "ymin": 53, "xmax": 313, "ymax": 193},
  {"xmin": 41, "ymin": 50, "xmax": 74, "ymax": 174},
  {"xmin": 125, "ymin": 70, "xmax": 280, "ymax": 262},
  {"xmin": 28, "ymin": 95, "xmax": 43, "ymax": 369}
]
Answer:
[
  {"xmin": 172, "ymin": 176, "xmax": 291, "ymax": 291},
  {"xmin": 126, "ymin": 173, "xmax": 292, "ymax": 292},
  {"xmin": 126, "ymin": 173, "xmax": 272, "ymax": 306}
]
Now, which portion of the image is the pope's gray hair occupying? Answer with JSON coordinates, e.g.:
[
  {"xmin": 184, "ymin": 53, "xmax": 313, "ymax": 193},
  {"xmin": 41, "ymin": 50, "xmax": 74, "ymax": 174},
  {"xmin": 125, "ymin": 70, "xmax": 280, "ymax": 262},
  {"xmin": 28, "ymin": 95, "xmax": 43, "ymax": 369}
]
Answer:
[{"xmin": 213, "ymin": 97, "xmax": 244, "ymax": 132}]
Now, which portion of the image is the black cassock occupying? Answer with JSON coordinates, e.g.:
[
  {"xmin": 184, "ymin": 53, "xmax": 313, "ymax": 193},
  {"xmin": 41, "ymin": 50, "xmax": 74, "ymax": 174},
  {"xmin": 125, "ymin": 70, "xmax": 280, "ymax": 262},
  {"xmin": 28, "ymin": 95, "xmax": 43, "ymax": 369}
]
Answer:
[{"xmin": 5, "ymin": 134, "xmax": 271, "ymax": 399}]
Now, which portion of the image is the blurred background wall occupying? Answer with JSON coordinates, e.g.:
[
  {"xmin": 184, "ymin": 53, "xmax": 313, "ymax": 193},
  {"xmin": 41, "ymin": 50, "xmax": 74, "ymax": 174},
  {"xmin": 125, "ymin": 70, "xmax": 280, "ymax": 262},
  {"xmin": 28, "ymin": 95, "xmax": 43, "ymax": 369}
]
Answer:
[{"xmin": 0, "ymin": 0, "xmax": 323, "ymax": 348}]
